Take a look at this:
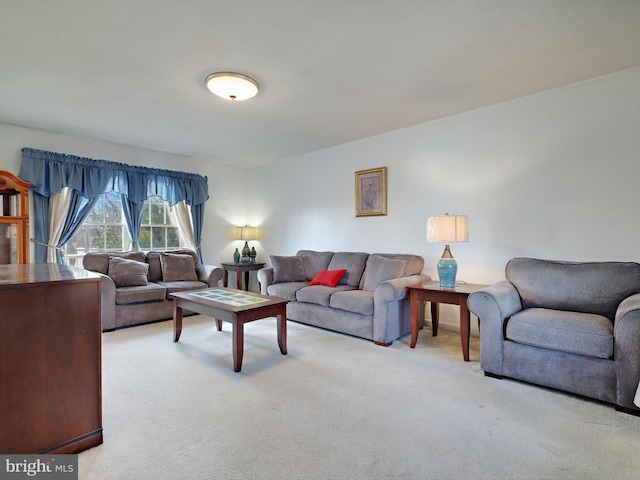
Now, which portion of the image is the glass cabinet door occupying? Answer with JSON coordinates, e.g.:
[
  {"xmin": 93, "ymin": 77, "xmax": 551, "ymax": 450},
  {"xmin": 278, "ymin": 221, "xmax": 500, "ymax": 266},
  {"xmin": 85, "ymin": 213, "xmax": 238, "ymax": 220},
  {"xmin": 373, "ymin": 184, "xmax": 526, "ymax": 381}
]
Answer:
[{"xmin": 0, "ymin": 171, "xmax": 32, "ymax": 264}]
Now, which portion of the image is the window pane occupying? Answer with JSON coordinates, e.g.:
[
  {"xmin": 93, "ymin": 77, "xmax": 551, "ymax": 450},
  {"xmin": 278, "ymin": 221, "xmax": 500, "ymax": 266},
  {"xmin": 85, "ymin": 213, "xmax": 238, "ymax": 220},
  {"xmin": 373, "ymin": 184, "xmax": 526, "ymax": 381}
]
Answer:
[
  {"xmin": 166, "ymin": 227, "xmax": 180, "ymax": 248},
  {"xmin": 152, "ymin": 227, "xmax": 165, "ymax": 248},
  {"xmin": 87, "ymin": 225, "xmax": 105, "ymax": 251},
  {"xmin": 86, "ymin": 202, "xmax": 104, "ymax": 223},
  {"xmin": 150, "ymin": 204, "xmax": 165, "ymax": 225},
  {"xmin": 141, "ymin": 203, "xmax": 150, "ymax": 224},
  {"xmin": 103, "ymin": 192, "xmax": 122, "ymax": 223},
  {"xmin": 139, "ymin": 226, "xmax": 151, "ymax": 249},
  {"xmin": 106, "ymin": 225, "xmax": 123, "ymax": 250}
]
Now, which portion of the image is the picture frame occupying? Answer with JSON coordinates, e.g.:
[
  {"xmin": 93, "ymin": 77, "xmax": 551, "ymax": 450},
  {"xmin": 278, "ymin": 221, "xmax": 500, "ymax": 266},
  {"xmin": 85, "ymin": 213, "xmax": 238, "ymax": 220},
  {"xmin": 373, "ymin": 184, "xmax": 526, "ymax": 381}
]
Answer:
[{"xmin": 355, "ymin": 167, "xmax": 387, "ymax": 217}]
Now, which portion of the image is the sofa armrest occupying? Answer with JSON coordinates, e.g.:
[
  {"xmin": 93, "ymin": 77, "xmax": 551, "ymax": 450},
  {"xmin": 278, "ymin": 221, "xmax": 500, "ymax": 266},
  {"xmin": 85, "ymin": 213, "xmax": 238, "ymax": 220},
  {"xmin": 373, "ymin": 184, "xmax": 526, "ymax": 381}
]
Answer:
[
  {"xmin": 614, "ymin": 293, "xmax": 640, "ymax": 409},
  {"xmin": 374, "ymin": 274, "xmax": 430, "ymax": 304},
  {"xmin": 257, "ymin": 267, "xmax": 274, "ymax": 295},
  {"xmin": 93, "ymin": 272, "xmax": 116, "ymax": 331},
  {"xmin": 196, "ymin": 264, "xmax": 224, "ymax": 288},
  {"xmin": 467, "ymin": 281, "xmax": 523, "ymax": 376}
]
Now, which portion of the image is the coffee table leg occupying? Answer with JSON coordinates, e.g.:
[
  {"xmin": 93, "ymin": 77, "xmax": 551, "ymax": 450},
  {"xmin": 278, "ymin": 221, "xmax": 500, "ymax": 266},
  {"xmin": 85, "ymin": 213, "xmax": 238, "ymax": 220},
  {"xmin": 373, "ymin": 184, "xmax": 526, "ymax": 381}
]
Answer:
[
  {"xmin": 277, "ymin": 306, "xmax": 287, "ymax": 355},
  {"xmin": 173, "ymin": 299, "xmax": 183, "ymax": 342},
  {"xmin": 233, "ymin": 321, "xmax": 244, "ymax": 372},
  {"xmin": 215, "ymin": 319, "xmax": 222, "ymax": 331}
]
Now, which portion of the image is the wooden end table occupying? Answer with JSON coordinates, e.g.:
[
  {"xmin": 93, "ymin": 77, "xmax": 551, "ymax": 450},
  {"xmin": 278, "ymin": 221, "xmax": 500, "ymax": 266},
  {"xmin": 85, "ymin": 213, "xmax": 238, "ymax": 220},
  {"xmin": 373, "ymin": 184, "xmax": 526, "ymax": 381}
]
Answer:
[
  {"xmin": 172, "ymin": 287, "xmax": 289, "ymax": 372},
  {"xmin": 221, "ymin": 262, "xmax": 266, "ymax": 291},
  {"xmin": 407, "ymin": 281, "xmax": 488, "ymax": 361}
]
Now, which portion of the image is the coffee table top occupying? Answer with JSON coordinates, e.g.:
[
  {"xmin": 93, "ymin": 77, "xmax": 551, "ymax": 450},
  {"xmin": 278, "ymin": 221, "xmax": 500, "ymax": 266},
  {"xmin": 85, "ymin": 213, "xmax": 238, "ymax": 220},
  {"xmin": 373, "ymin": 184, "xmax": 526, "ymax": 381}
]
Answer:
[{"xmin": 171, "ymin": 287, "xmax": 288, "ymax": 312}]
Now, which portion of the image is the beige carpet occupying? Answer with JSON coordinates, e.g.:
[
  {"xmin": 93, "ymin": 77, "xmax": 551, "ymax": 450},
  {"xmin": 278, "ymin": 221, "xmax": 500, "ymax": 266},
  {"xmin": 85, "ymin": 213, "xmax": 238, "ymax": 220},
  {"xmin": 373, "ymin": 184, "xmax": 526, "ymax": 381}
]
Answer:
[{"xmin": 79, "ymin": 315, "xmax": 640, "ymax": 480}]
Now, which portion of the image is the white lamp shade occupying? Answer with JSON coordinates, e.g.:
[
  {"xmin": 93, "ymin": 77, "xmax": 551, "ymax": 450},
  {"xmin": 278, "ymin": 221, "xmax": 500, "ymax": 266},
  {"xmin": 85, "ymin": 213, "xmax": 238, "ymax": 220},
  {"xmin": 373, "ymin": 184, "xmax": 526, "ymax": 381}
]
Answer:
[
  {"xmin": 237, "ymin": 226, "xmax": 258, "ymax": 241},
  {"xmin": 427, "ymin": 215, "xmax": 469, "ymax": 243},
  {"xmin": 205, "ymin": 72, "xmax": 259, "ymax": 101}
]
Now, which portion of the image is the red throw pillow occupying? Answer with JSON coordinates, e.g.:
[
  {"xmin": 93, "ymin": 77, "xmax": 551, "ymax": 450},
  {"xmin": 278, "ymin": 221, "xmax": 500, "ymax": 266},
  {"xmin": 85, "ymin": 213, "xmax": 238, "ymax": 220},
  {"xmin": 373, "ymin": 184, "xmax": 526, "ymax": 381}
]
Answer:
[{"xmin": 309, "ymin": 269, "xmax": 347, "ymax": 287}]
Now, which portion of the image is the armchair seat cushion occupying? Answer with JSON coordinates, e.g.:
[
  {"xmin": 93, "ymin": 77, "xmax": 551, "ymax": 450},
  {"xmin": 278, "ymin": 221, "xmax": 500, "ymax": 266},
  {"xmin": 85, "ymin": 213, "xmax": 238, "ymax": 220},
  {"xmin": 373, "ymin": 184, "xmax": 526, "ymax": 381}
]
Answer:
[{"xmin": 506, "ymin": 308, "xmax": 614, "ymax": 359}]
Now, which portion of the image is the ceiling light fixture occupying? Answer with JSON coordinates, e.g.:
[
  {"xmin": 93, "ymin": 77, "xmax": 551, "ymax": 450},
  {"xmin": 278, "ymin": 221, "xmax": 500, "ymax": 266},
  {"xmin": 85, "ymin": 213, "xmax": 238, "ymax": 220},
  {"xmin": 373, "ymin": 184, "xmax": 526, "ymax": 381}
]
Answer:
[{"xmin": 205, "ymin": 72, "xmax": 259, "ymax": 101}]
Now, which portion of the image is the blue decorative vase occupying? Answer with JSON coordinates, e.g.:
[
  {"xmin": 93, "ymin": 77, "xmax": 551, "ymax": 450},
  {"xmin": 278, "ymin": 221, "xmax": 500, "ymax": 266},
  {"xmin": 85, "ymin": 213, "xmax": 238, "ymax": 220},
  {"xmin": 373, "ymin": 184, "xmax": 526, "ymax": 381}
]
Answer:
[
  {"xmin": 233, "ymin": 248, "xmax": 241, "ymax": 263},
  {"xmin": 437, "ymin": 245, "xmax": 457, "ymax": 289}
]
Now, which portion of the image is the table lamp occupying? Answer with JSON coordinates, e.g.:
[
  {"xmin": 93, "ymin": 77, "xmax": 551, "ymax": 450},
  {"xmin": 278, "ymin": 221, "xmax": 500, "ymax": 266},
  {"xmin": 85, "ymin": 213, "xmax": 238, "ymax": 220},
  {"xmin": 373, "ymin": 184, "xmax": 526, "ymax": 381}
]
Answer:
[
  {"xmin": 237, "ymin": 225, "xmax": 258, "ymax": 263},
  {"xmin": 426, "ymin": 214, "xmax": 468, "ymax": 288}
]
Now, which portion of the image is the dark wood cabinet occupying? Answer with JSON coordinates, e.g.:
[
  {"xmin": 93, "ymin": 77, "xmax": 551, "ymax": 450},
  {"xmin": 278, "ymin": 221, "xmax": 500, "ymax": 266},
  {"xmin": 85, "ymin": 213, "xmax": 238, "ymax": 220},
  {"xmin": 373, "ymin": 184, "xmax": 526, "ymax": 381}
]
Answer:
[
  {"xmin": 0, "ymin": 264, "xmax": 103, "ymax": 454},
  {"xmin": 0, "ymin": 171, "xmax": 32, "ymax": 265}
]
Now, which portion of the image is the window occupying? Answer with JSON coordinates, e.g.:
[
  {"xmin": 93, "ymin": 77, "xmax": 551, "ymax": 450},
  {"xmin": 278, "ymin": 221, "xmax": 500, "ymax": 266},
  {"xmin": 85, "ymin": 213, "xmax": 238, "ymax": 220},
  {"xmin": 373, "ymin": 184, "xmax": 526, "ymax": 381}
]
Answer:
[{"xmin": 63, "ymin": 193, "xmax": 183, "ymax": 263}]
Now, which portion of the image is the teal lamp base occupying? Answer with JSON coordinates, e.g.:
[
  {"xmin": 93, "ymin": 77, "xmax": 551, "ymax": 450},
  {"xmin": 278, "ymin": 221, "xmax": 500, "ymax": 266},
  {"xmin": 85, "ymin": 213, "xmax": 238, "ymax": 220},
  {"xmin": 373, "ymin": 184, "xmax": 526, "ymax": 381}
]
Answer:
[{"xmin": 437, "ymin": 245, "xmax": 457, "ymax": 289}]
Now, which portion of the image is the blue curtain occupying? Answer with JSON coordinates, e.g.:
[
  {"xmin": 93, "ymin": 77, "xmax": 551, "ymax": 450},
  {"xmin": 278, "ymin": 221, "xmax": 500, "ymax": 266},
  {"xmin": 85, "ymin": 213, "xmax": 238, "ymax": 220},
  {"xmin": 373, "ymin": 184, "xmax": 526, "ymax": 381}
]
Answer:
[
  {"xmin": 120, "ymin": 194, "xmax": 145, "ymax": 251},
  {"xmin": 57, "ymin": 192, "xmax": 97, "ymax": 263},
  {"xmin": 20, "ymin": 148, "xmax": 209, "ymax": 263}
]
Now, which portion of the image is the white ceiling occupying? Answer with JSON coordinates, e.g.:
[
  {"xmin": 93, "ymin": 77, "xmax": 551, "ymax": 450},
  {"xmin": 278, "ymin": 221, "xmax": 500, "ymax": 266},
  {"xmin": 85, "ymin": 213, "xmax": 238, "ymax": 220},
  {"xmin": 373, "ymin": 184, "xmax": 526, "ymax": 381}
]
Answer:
[{"xmin": 2, "ymin": 1, "xmax": 640, "ymax": 167}]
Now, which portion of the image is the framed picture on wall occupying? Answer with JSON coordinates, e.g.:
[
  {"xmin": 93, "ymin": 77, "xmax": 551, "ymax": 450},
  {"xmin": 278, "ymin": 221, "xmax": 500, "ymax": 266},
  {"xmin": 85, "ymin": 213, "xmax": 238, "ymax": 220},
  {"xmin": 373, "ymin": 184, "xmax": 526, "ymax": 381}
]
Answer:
[{"xmin": 355, "ymin": 167, "xmax": 387, "ymax": 217}]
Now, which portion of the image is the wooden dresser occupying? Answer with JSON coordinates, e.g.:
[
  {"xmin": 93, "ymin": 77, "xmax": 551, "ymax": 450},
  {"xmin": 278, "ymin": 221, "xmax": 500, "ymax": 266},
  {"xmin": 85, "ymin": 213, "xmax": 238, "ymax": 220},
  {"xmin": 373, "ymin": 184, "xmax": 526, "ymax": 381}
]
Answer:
[{"xmin": 0, "ymin": 263, "xmax": 103, "ymax": 454}]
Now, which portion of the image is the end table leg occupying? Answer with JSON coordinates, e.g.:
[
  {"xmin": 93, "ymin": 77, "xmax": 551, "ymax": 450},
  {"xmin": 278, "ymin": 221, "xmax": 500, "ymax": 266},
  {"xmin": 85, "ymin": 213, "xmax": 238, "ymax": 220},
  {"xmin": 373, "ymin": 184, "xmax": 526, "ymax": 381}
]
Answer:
[
  {"xmin": 431, "ymin": 302, "xmax": 439, "ymax": 336},
  {"xmin": 173, "ymin": 299, "xmax": 183, "ymax": 342},
  {"xmin": 277, "ymin": 306, "xmax": 288, "ymax": 355},
  {"xmin": 460, "ymin": 298, "xmax": 471, "ymax": 362},
  {"xmin": 233, "ymin": 320, "xmax": 244, "ymax": 372},
  {"xmin": 244, "ymin": 271, "xmax": 250, "ymax": 291},
  {"xmin": 410, "ymin": 291, "xmax": 419, "ymax": 348},
  {"xmin": 223, "ymin": 269, "xmax": 229, "ymax": 287}
]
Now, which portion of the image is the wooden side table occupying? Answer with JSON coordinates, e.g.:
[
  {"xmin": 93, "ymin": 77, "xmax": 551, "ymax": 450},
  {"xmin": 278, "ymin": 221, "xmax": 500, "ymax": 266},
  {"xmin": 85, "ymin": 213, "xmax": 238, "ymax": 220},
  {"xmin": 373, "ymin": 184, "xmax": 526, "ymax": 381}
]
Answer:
[
  {"xmin": 221, "ymin": 262, "xmax": 266, "ymax": 291},
  {"xmin": 407, "ymin": 281, "xmax": 488, "ymax": 361}
]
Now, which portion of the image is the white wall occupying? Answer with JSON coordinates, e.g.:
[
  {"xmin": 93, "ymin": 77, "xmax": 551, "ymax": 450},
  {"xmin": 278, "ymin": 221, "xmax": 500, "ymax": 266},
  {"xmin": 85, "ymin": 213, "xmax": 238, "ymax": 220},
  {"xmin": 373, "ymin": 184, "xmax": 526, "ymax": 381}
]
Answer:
[
  {"xmin": 0, "ymin": 124, "xmax": 241, "ymax": 265},
  {"xmin": 249, "ymin": 66, "xmax": 640, "ymax": 329},
  {"xmin": 2, "ymin": 66, "xmax": 639, "ymax": 330}
]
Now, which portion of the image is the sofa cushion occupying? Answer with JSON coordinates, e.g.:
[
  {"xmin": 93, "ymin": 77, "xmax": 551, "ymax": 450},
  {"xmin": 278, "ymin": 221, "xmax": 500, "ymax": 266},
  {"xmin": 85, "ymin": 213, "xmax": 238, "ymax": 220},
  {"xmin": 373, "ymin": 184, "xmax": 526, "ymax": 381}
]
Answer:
[
  {"xmin": 297, "ymin": 250, "xmax": 334, "ymax": 281},
  {"xmin": 160, "ymin": 252, "xmax": 198, "ymax": 282},
  {"xmin": 108, "ymin": 256, "xmax": 149, "ymax": 287},
  {"xmin": 271, "ymin": 255, "xmax": 306, "ymax": 283},
  {"xmin": 296, "ymin": 285, "xmax": 356, "ymax": 306},
  {"xmin": 362, "ymin": 255, "xmax": 407, "ymax": 292},
  {"xmin": 506, "ymin": 258, "xmax": 640, "ymax": 320},
  {"xmin": 330, "ymin": 290, "xmax": 374, "ymax": 316},
  {"xmin": 267, "ymin": 281, "xmax": 309, "ymax": 302},
  {"xmin": 309, "ymin": 269, "xmax": 347, "ymax": 287},
  {"xmin": 147, "ymin": 250, "xmax": 198, "ymax": 282},
  {"xmin": 83, "ymin": 251, "xmax": 147, "ymax": 275},
  {"xmin": 115, "ymin": 283, "xmax": 167, "ymax": 305},
  {"xmin": 327, "ymin": 252, "xmax": 369, "ymax": 287},
  {"xmin": 156, "ymin": 280, "xmax": 208, "ymax": 300},
  {"xmin": 506, "ymin": 308, "xmax": 614, "ymax": 359}
]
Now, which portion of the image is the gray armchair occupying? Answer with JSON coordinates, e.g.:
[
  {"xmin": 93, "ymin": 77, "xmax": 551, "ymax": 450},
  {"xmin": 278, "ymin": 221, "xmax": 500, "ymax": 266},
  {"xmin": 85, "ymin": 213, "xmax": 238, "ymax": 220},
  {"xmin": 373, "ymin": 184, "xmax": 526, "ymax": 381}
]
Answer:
[{"xmin": 467, "ymin": 257, "xmax": 640, "ymax": 414}]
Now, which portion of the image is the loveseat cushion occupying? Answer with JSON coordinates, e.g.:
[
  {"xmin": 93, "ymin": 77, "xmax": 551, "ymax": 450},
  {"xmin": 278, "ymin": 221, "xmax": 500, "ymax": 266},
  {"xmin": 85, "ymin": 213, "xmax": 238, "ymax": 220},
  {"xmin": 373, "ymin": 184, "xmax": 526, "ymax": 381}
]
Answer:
[
  {"xmin": 108, "ymin": 256, "xmax": 149, "ymax": 287},
  {"xmin": 83, "ymin": 251, "xmax": 147, "ymax": 275},
  {"xmin": 297, "ymin": 250, "xmax": 334, "ymax": 280},
  {"xmin": 267, "ymin": 281, "xmax": 309, "ymax": 302},
  {"xmin": 160, "ymin": 252, "xmax": 198, "ymax": 281},
  {"xmin": 362, "ymin": 255, "xmax": 407, "ymax": 292},
  {"xmin": 115, "ymin": 283, "xmax": 167, "ymax": 305},
  {"xmin": 296, "ymin": 285, "xmax": 355, "ymax": 306},
  {"xmin": 506, "ymin": 308, "xmax": 614, "ymax": 359},
  {"xmin": 329, "ymin": 290, "xmax": 374, "ymax": 316},
  {"xmin": 156, "ymin": 280, "xmax": 208, "ymax": 300},
  {"xmin": 327, "ymin": 252, "xmax": 369, "ymax": 287},
  {"xmin": 271, "ymin": 255, "xmax": 306, "ymax": 283},
  {"xmin": 146, "ymin": 250, "xmax": 198, "ymax": 282}
]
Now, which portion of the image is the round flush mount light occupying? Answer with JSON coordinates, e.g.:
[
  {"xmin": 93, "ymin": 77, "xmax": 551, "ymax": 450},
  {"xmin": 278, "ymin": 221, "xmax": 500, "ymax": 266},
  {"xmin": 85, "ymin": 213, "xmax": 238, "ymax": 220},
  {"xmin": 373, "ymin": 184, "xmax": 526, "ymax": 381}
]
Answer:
[{"xmin": 205, "ymin": 72, "xmax": 259, "ymax": 101}]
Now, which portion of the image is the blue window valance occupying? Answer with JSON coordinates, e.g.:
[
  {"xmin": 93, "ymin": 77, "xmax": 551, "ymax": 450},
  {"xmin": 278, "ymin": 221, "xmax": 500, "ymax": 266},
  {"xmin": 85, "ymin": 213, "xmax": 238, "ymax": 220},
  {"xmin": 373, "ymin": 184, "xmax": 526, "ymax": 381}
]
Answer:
[{"xmin": 19, "ymin": 147, "xmax": 209, "ymax": 206}]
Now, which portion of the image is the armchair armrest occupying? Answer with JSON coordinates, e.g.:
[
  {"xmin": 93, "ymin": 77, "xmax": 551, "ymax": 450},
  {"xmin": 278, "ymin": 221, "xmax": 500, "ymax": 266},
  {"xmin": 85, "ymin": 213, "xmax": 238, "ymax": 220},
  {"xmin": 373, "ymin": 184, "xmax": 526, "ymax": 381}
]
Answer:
[
  {"xmin": 467, "ymin": 281, "xmax": 523, "ymax": 375},
  {"xmin": 257, "ymin": 267, "xmax": 274, "ymax": 295},
  {"xmin": 196, "ymin": 264, "xmax": 224, "ymax": 288},
  {"xmin": 614, "ymin": 293, "xmax": 640, "ymax": 409}
]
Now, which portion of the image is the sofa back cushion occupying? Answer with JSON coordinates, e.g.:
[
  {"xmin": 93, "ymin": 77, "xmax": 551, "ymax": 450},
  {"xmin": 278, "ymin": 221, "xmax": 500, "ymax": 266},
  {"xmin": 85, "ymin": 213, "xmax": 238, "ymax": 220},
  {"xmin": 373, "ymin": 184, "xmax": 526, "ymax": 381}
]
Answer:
[
  {"xmin": 271, "ymin": 255, "xmax": 306, "ymax": 284},
  {"xmin": 147, "ymin": 249, "xmax": 198, "ymax": 282},
  {"xmin": 362, "ymin": 255, "xmax": 407, "ymax": 292},
  {"xmin": 369, "ymin": 253, "xmax": 424, "ymax": 276},
  {"xmin": 297, "ymin": 250, "xmax": 334, "ymax": 281},
  {"xmin": 506, "ymin": 257, "xmax": 640, "ymax": 320},
  {"xmin": 108, "ymin": 256, "xmax": 149, "ymax": 287},
  {"xmin": 327, "ymin": 252, "xmax": 369, "ymax": 287},
  {"xmin": 160, "ymin": 252, "xmax": 198, "ymax": 282},
  {"xmin": 83, "ymin": 251, "xmax": 147, "ymax": 275}
]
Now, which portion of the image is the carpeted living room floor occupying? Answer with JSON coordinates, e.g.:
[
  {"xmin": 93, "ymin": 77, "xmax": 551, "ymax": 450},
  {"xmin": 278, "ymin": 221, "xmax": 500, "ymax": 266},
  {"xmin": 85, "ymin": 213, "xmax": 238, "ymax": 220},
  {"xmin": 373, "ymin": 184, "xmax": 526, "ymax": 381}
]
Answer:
[{"xmin": 79, "ymin": 315, "xmax": 640, "ymax": 480}]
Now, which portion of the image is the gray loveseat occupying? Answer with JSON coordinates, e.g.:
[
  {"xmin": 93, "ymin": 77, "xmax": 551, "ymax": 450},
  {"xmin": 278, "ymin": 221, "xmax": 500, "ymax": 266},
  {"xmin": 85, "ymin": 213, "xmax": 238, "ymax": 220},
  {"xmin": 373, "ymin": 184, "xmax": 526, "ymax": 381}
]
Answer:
[
  {"xmin": 257, "ymin": 250, "xmax": 429, "ymax": 346},
  {"xmin": 83, "ymin": 249, "xmax": 224, "ymax": 331},
  {"xmin": 467, "ymin": 257, "xmax": 640, "ymax": 413}
]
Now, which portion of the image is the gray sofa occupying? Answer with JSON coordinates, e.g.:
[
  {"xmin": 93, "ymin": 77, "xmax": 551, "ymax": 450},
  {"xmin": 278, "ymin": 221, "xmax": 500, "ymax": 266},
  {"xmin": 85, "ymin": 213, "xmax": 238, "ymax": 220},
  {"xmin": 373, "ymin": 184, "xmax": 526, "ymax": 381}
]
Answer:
[
  {"xmin": 257, "ymin": 250, "xmax": 429, "ymax": 346},
  {"xmin": 467, "ymin": 257, "xmax": 640, "ymax": 413},
  {"xmin": 83, "ymin": 249, "xmax": 224, "ymax": 331}
]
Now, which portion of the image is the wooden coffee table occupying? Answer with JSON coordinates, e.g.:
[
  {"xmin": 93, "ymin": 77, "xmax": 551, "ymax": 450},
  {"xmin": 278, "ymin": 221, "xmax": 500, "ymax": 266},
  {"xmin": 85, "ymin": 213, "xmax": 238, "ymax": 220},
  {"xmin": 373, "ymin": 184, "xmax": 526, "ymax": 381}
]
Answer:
[{"xmin": 171, "ymin": 288, "xmax": 289, "ymax": 372}]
